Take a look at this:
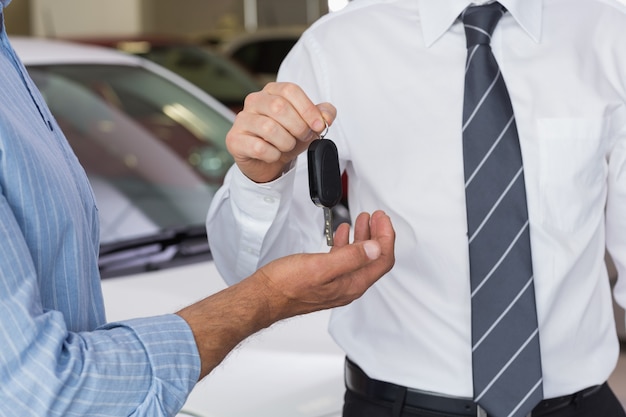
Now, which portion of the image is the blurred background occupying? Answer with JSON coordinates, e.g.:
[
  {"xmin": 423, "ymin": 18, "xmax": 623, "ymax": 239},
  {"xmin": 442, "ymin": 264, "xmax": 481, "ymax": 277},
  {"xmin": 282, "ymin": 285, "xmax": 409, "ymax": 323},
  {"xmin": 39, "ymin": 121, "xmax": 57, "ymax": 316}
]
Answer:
[
  {"xmin": 4, "ymin": 0, "xmax": 346, "ymax": 40},
  {"xmin": 4, "ymin": 0, "xmax": 353, "ymax": 111}
]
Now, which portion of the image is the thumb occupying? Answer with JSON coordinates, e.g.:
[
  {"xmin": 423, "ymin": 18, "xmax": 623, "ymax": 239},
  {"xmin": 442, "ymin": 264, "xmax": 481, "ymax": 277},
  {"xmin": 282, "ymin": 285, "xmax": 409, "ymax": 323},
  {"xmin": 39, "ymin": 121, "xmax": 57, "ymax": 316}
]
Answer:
[
  {"xmin": 324, "ymin": 240, "xmax": 382, "ymax": 278},
  {"xmin": 316, "ymin": 102, "xmax": 337, "ymax": 128},
  {"xmin": 361, "ymin": 241, "xmax": 382, "ymax": 260}
]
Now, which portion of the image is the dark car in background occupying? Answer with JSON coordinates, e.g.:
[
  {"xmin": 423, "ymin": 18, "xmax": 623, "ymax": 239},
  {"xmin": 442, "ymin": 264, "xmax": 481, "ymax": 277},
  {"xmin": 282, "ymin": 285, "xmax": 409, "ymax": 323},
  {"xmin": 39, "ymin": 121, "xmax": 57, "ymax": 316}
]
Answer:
[
  {"xmin": 69, "ymin": 35, "xmax": 262, "ymax": 113},
  {"xmin": 220, "ymin": 27, "xmax": 303, "ymax": 85}
]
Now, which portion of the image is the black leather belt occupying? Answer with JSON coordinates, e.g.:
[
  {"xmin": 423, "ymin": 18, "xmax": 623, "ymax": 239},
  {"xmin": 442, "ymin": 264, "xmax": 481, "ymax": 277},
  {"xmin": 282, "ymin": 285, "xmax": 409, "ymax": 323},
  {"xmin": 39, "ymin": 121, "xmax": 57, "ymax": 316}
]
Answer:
[{"xmin": 345, "ymin": 358, "xmax": 604, "ymax": 416}]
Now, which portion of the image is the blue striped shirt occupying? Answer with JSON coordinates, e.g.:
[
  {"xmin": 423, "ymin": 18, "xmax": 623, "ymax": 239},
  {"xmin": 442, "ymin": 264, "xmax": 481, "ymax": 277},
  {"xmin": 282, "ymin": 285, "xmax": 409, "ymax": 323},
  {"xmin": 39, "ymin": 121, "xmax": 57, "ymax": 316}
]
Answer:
[{"xmin": 0, "ymin": 3, "xmax": 200, "ymax": 416}]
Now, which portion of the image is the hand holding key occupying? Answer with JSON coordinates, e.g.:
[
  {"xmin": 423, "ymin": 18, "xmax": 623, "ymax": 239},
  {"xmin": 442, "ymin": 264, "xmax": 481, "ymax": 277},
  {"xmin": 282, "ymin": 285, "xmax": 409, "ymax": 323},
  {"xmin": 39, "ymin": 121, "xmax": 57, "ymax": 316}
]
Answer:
[
  {"xmin": 308, "ymin": 124, "xmax": 343, "ymax": 246},
  {"xmin": 225, "ymin": 82, "xmax": 336, "ymax": 183}
]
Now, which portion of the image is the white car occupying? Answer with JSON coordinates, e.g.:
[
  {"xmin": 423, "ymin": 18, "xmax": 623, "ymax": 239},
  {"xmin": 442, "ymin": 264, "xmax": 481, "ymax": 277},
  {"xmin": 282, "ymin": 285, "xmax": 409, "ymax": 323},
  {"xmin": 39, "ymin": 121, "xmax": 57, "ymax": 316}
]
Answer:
[{"xmin": 11, "ymin": 36, "xmax": 345, "ymax": 417}]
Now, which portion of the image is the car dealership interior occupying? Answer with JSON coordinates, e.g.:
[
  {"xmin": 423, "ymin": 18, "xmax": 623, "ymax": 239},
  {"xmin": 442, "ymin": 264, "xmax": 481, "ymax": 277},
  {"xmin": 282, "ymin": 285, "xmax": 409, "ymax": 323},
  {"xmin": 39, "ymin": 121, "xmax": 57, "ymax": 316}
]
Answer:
[{"xmin": 2, "ymin": 0, "xmax": 626, "ymax": 415}]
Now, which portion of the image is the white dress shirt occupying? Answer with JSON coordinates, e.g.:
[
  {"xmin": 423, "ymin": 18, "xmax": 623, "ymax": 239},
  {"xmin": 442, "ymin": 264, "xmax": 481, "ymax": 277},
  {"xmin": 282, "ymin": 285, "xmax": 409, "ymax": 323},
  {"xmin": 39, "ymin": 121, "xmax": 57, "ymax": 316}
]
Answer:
[{"xmin": 206, "ymin": 0, "xmax": 626, "ymax": 399}]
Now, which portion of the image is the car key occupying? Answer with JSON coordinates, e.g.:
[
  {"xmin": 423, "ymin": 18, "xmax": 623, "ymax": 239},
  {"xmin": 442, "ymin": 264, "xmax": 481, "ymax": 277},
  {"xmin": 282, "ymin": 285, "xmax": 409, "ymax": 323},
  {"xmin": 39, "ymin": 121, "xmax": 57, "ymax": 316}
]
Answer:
[{"xmin": 307, "ymin": 124, "xmax": 342, "ymax": 246}]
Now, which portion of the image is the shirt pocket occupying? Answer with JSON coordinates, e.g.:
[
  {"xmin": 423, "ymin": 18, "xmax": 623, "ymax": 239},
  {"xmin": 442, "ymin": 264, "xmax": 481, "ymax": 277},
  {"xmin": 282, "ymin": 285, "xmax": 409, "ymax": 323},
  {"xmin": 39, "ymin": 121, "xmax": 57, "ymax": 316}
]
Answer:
[{"xmin": 536, "ymin": 117, "xmax": 608, "ymax": 232}]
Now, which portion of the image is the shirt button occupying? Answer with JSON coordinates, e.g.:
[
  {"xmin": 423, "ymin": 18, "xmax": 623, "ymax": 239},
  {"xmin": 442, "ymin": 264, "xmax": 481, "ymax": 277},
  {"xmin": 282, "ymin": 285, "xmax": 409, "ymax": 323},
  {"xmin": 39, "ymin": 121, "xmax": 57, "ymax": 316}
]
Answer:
[{"xmin": 263, "ymin": 196, "xmax": 276, "ymax": 204}]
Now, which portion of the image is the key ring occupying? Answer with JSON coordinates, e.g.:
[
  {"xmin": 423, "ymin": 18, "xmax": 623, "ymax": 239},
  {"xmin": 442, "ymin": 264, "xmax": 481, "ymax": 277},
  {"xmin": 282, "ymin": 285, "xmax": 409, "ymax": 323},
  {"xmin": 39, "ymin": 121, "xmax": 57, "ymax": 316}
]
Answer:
[{"xmin": 319, "ymin": 120, "xmax": 329, "ymax": 139}]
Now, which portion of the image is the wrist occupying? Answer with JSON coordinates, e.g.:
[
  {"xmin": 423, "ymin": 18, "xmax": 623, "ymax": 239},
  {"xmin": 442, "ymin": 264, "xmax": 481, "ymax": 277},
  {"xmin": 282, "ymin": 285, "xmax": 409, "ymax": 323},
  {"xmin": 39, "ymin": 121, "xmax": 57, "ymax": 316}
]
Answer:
[{"xmin": 176, "ymin": 279, "xmax": 276, "ymax": 379}]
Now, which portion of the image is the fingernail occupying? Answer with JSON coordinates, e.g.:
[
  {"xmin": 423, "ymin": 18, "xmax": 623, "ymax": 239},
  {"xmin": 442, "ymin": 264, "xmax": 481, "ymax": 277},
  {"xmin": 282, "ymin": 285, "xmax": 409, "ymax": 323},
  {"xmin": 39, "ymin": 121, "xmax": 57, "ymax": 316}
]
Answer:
[
  {"xmin": 312, "ymin": 119, "xmax": 325, "ymax": 132},
  {"xmin": 305, "ymin": 129, "xmax": 317, "ymax": 141},
  {"xmin": 363, "ymin": 241, "xmax": 381, "ymax": 260}
]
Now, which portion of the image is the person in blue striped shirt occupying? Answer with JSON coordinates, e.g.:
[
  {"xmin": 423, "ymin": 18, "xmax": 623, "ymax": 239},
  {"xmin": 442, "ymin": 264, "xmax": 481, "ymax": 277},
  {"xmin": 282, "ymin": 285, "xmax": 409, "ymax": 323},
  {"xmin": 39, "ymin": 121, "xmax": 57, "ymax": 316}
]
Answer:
[{"xmin": 0, "ymin": 1, "xmax": 396, "ymax": 415}]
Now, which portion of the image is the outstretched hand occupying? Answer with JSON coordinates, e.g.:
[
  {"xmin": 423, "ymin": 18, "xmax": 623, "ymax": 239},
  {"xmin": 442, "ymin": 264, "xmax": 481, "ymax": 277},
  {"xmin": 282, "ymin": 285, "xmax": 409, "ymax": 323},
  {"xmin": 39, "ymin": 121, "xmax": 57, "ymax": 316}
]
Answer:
[
  {"xmin": 177, "ymin": 210, "xmax": 395, "ymax": 379},
  {"xmin": 252, "ymin": 210, "xmax": 396, "ymax": 322}
]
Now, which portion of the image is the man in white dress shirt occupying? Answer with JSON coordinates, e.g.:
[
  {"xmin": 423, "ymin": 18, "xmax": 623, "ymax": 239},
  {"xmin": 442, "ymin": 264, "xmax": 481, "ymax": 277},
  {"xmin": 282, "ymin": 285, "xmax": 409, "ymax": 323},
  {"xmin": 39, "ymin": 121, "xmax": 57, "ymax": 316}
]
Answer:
[{"xmin": 206, "ymin": 0, "xmax": 626, "ymax": 416}]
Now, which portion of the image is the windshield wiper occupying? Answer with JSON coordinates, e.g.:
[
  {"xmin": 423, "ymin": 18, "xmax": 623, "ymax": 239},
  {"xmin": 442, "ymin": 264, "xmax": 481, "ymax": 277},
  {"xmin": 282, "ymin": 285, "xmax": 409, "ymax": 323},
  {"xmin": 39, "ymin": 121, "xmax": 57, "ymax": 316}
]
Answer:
[{"xmin": 98, "ymin": 224, "xmax": 212, "ymax": 278}]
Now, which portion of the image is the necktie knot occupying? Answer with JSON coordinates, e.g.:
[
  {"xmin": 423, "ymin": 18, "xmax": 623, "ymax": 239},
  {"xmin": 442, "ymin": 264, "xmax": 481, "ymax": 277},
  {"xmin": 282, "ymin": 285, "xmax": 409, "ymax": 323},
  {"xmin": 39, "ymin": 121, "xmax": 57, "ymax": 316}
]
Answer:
[{"xmin": 462, "ymin": 2, "xmax": 506, "ymax": 48}]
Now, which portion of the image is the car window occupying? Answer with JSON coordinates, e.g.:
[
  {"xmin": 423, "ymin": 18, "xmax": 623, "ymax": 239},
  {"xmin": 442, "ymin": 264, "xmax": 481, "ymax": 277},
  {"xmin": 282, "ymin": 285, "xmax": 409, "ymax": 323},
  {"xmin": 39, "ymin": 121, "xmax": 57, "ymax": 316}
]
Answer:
[
  {"xmin": 137, "ymin": 45, "xmax": 260, "ymax": 107},
  {"xmin": 231, "ymin": 38, "xmax": 298, "ymax": 74},
  {"xmin": 28, "ymin": 64, "xmax": 234, "ymax": 244}
]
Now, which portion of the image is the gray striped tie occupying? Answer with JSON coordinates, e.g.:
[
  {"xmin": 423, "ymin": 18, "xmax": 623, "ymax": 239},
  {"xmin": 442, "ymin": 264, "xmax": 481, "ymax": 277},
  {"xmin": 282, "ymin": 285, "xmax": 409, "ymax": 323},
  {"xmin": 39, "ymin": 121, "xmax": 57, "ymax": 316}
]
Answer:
[{"xmin": 461, "ymin": 4, "xmax": 543, "ymax": 417}]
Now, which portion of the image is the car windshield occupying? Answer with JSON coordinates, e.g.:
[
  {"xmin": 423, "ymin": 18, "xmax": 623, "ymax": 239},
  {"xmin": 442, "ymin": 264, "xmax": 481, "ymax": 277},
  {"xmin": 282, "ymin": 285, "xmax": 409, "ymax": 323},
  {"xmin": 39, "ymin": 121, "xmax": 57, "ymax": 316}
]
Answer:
[
  {"xmin": 134, "ymin": 44, "xmax": 260, "ymax": 106},
  {"xmin": 28, "ymin": 64, "xmax": 234, "ymax": 246}
]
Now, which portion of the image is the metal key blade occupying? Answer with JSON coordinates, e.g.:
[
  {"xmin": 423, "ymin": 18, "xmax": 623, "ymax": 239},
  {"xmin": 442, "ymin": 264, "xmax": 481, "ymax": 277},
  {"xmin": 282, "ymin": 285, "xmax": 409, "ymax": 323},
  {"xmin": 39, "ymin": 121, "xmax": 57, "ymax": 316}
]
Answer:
[{"xmin": 324, "ymin": 207, "xmax": 334, "ymax": 246}]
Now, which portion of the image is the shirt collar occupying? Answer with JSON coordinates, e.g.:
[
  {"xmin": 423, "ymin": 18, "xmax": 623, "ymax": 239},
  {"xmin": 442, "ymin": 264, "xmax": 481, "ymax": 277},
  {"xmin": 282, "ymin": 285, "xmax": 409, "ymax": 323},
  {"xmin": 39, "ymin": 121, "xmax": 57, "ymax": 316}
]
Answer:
[{"xmin": 417, "ymin": 0, "xmax": 543, "ymax": 47}]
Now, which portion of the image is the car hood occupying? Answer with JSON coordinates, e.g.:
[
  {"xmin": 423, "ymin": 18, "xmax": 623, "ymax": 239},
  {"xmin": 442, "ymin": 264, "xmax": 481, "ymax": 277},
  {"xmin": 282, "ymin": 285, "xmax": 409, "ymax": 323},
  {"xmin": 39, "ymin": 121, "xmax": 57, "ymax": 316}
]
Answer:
[
  {"xmin": 101, "ymin": 261, "xmax": 344, "ymax": 417},
  {"xmin": 10, "ymin": 35, "xmax": 143, "ymax": 66}
]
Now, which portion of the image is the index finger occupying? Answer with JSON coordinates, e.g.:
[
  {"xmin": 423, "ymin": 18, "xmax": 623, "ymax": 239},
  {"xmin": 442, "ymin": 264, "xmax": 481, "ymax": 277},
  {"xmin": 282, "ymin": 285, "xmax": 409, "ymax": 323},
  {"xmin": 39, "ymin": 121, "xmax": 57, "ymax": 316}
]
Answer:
[{"xmin": 263, "ymin": 82, "xmax": 335, "ymax": 139}]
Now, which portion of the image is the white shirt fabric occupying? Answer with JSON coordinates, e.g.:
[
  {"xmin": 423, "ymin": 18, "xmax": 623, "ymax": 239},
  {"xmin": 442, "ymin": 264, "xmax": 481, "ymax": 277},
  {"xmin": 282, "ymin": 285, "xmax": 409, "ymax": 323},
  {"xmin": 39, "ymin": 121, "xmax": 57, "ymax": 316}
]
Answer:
[{"xmin": 206, "ymin": 0, "xmax": 626, "ymax": 400}]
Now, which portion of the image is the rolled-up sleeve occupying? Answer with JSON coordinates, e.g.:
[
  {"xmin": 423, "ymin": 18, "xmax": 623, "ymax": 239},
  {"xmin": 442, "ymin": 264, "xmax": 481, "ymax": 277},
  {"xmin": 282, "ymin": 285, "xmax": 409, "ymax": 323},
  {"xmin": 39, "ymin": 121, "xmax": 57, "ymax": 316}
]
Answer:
[
  {"xmin": 0, "ymin": 197, "xmax": 200, "ymax": 417},
  {"xmin": 0, "ymin": 21, "xmax": 201, "ymax": 412}
]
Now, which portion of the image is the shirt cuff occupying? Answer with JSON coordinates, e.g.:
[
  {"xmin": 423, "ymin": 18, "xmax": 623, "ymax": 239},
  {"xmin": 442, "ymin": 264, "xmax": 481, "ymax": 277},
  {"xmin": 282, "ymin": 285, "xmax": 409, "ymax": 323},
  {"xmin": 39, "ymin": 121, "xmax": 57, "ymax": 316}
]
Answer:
[
  {"xmin": 104, "ymin": 314, "xmax": 200, "ymax": 415},
  {"xmin": 229, "ymin": 162, "xmax": 297, "ymax": 221},
  {"xmin": 228, "ymin": 164, "xmax": 297, "ymax": 277}
]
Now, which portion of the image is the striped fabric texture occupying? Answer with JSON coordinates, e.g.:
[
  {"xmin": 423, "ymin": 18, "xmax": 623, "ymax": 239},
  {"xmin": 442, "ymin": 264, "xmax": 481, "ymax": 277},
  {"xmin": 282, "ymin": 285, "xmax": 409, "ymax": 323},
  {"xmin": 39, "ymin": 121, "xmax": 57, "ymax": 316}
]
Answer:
[
  {"xmin": 461, "ymin": 3, "xmax": 543, "ymax": 417},
  {"xmin": 0, "ymin": 6, "xmax": 200, "ymax": 416}
]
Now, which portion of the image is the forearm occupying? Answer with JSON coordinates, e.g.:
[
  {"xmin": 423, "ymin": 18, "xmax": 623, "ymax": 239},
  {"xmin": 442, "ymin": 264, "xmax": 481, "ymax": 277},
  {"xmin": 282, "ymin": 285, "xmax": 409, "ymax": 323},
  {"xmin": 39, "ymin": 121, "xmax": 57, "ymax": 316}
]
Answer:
[{"xmin": 176, "ymin": 275, "xmax": 277, "ymax": 379}]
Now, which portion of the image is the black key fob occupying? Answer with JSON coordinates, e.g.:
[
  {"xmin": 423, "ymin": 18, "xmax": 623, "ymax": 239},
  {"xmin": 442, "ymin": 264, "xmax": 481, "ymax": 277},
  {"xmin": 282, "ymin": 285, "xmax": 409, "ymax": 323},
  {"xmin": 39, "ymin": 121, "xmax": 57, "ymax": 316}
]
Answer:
[{"xmin": 307, "ymin": 138, "xmax": 342, "ymax": 208}]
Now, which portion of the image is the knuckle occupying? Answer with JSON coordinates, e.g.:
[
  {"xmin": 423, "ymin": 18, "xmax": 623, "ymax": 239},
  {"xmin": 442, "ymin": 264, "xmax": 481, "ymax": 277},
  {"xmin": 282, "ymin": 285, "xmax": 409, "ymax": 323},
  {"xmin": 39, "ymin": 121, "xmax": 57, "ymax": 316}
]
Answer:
[
  {"xmin": 225, "ymin": 125, "xmax": 243, "ymax": 154},
  {"xmin": 251, "ymin": 139, "xmax": 280, "ymax": 163},
  {"xmin": 279, "ymin": 82, "xmax": 300, "ymax": 97},
  {"xmin": 267, "ymin": 95, "xmax": 289, "ymax": 117},
  {"xmin": 224, "ymin": 131, "xmax": 236, "ymax": 152},
  {"xmin": 264, "ymin": 81, "xmax": 279, "ymax": 90},
  {"xmin": 242, "ymin": 91, "xmax": 259, "ymax": 109},
  {"xmin": 249, "ymin": 140, "xmax": 266, "ymax": 159},
  {"xmin": 259, "ymin": 117, "xmax": 278, "ymax": 138}
]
